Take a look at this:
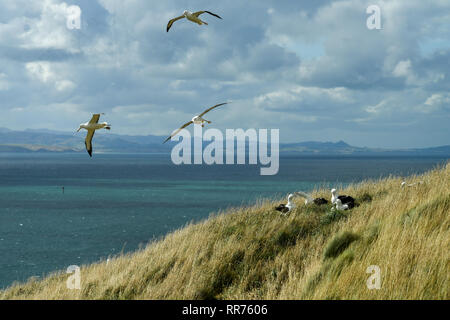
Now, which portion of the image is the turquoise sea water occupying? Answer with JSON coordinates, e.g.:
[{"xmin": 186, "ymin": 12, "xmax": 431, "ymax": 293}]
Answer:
[{"xmin": 0, "ymin": 153, "xmax": 447, "ymax": 289}]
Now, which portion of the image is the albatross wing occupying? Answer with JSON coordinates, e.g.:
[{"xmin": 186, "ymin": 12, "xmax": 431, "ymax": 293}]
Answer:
[
  {"xmin": 193, "ymin": 11, "xmax": 223, "ymax": 19},
  {"xmin": 167, "ymin": 15, "xmax": 185, "ymax": 32},
  {"xmin": 198, "ymin": 102, "xmax": 228, "ymax": 117},
  {"xmin": 163, "ymin": 121, "xmax": 194, "ymax": 143},
  {"xmin": 88, "ymin": 114, "xmax": 101, "ymax": 124},
  {"xmin": 85, "ymin": 130, "xmax": 95, "ymax": 157}
]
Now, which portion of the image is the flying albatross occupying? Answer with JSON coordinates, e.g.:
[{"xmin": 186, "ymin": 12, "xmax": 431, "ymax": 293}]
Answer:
[
  {"xmin": 167, "ymin": 10, "xmax": 222, "ymax": 32},
  {"xmin": 76, "ymin": 114, "xmax": 111, "ymax": 157},
  {"xmin": 163, "ymin": 102, "xmax": 228, "ymax": 143},
  {"xmin": 275, "ymin": 194, "xmax": 296, "ymax": 215},
  {"xmin": 331, "ymin": 188, "xmax": 356, "ymax": 209},
  {"xmin": 294, "ymin": 191, "xmax": 329, "ymax": 205}
]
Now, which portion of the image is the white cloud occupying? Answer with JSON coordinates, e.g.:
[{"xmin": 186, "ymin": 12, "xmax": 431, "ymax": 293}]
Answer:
[
  {"xmin": 255, "ymin": 86, "xmax": 353, "ymax": 114},
  {"xmin": 26, "ymin": 61, "xmax": 75, "ymax": 91},
  {"xmin": 392, "ymin": 59, "xmax": 419, "ymax": 85},
  {"xmin": 422, "ymin": 93, "xmax": 450, "ymax": 113}
]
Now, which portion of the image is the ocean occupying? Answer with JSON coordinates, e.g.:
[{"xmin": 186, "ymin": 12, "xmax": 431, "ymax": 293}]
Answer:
[{"xmin": 0, "ymin": 153, "xmax": 447, "ymax": 289}]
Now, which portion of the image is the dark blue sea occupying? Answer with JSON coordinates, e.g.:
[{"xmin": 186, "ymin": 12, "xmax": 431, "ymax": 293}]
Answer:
[{"xmin": 0, "ymin": 153, "xmax": 447, "ymax": 289}]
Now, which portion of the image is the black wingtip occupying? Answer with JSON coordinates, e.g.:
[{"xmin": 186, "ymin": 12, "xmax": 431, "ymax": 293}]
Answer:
[
  {"xmin": 208, "ymin": 11, "xmax": 223, "ymax": 20},
  {"xmin": 205, "ymin": 11, "xmax": 222, "ymax": 19}
]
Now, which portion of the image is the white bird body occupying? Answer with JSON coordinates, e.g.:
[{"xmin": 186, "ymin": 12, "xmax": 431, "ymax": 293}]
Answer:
[
  {"xmin": 335, "ymin": 199, "xmax": 349, "ymax": 210},
  {"xmin": 286, "ymin": 194, "xmax": 295, "ymax": 211},
  {"xmin": 282, "ymin": 194, "xmax": 296, "ymax": 214},
  {"xmin": 331, "ymin": 188, "xmax": 338, "ymax": 204},
  {"xmin": 78, "ymin": 122, "xmax": 110, "ymax": 131},
  {"xmin": 331, "ymin": 188, "xmax": 356, "ymax": 208},
  {"xmin": 275, "ymin": 193, "xmax": 295, "ymax": 215},
  {"xmin": 184, "ymin": 10, "xmax": 204, "ymax": 25},
  {"xmin": 192, "ymin": 115, "xmax": 210, "ymax": 126}
]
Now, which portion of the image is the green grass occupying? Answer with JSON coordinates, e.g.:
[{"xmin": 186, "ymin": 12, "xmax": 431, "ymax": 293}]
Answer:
[{"xmin": 323, "ymin": 231, "xmax": 360, "ymax": 259}]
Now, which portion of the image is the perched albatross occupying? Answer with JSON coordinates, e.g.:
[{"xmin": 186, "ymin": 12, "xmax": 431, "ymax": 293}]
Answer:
[
  {"xmin": 331, "ymin": 188, "xmax": 356, "ymax": 209},
  {"xmin": 163, "ymin": 102, "xmax": 228, "ymax": 143},
  {"xmin": 76, "ymin": 114, "xmax": 111, "ymax": 157},
  {"xmin": 275, "ymin": 194, "xmax": 296, "ymax": 215},
  {"xmin": 333, "ymin": 199, "xmax": 349, "ymax": 211},
  {"xmin": 294, "ymin": 191, "xmax": 328, "ymax": 205},
  {"xmin": 167, "ymin": 10, "xmax": 222, "ymax": 32}
]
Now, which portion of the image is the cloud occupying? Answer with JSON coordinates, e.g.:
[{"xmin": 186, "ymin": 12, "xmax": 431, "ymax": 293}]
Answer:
[
  {"xmin": 423, "ymin": 93, "xmax": 450, "ymax": 113},
  {"xmin": 392, "ymin": 60, "xmax": 416, "ymax": 84},
  {"xmin": 255, "ymin": 86, "xmax": 353, "ymax": 115},
  {"xmin": 25, "ymin": 61, "xmax": 76, "ymax": 91},
  {"xmin": 0, "ymin": 0, "xmax": 448, "ymax": 148}
]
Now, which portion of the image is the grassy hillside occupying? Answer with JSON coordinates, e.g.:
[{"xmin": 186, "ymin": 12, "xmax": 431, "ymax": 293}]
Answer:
[{"xmin": 2, "ymin": 163, "xmax": 449, "ymax": 300}]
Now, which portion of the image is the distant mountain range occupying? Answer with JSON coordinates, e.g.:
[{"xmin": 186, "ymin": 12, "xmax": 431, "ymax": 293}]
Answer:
[{"xmin": 0, "ymin": 127, "xmax": 449, "ymax": 156}]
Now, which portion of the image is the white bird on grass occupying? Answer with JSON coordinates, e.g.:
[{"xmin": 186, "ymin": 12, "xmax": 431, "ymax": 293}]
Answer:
[
  {"xmin": 331, "ymin": 188, "xmax": 356, "ymax": 209},
  {"xmin": 275, "ymin": 194, "xmax": 296, "ymax": 215},
  {"xmin": 333, "ymin": 199, "xmax": 349, "ymax": 211},
  {"xmin": 163, "ymin": 102, "xmax": 228, "ymax": 143},
  {"xmin": 167, "ymin": 10, "xmax": 222, "ymax": 32},
  {"xmin": 76, "ymin": 114, "xmax": 111, "ymax": 157}
]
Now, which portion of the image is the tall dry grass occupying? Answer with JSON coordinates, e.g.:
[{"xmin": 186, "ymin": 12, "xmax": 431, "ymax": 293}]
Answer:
[{"xmin": 1, "ymin": 162, "xmax": 449, "ymax": 300}]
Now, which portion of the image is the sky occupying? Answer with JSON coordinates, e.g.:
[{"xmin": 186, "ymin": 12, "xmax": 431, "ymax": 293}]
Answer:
[{"xmin": 0, "ymin": 0, "xmax": 449, "ymax": 148}]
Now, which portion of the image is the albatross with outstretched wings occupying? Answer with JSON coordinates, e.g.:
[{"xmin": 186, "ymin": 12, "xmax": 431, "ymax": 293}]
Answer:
[
  {"xmin": 167, "ymin": 10, "xmax": 222, "ymax": 32},
  {"xmin": 294, "ymin": 191, "xmax": 329, "ymax": 206},
  {"xmin": 163, "ymin": 102, "xmax": 228, "ymax": 143},
  {"xmin": 76, "ymin": 114, "xmax": 111, "ymax": 157}
]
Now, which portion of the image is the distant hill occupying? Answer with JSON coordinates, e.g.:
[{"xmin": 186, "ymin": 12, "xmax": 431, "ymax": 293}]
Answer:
[
  {"xmin": 281, "ymin": 140, "xmax": 370, "ymax": 154},
  {"xmin": 279, "ymin": 140, "xmax": 450, "ymax": 156},
  {"xmin": 0, "ymin": 127, "xmax": 172, "ymax": 153},
  {"xmin": 0, "ymin": 127, "xmax": 448, "ymax": 156}
]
